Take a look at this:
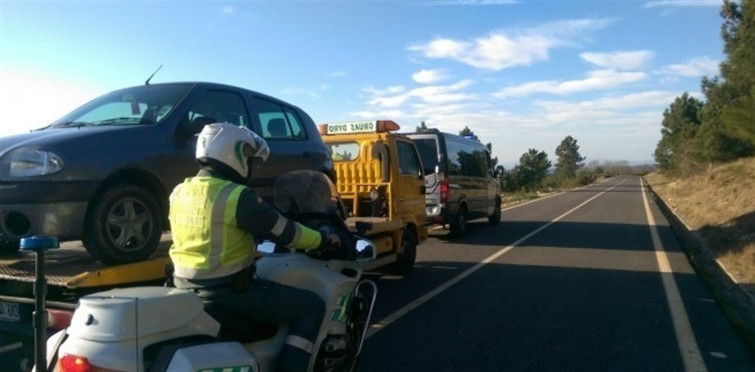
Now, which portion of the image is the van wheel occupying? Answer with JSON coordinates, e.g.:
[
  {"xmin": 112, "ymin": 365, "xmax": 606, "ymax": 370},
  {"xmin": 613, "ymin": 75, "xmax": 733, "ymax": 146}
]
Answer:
[
  {"xmin": 489, "ymin": 199, "xmax": 501, "ymax": 226},
  {"xmin": 393, "ymin": 230, "xmax": 417, "ymax": 275},
  {"xmin": 82, "ymin": 184, "xmax": 163, "ymax": 264},
  {"xmin": 449, "ymin": 207, "xmax": 468, "ymax": 238}
]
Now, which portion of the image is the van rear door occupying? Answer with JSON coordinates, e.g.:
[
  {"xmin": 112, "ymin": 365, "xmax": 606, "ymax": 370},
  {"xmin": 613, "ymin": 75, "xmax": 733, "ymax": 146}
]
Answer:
[{"xmin": 407, "ymin": 134, "xmax": 442, "ymax": 218}]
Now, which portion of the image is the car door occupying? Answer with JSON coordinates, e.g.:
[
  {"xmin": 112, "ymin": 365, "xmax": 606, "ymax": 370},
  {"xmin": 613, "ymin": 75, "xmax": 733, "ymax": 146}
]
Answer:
[
  {"xmin": 164, "ymin": 88, "xmax": 252, "ymax": 192},
  {"xmin": 247, "ymin": 96, "xmax": 325, "ymax": 200}
]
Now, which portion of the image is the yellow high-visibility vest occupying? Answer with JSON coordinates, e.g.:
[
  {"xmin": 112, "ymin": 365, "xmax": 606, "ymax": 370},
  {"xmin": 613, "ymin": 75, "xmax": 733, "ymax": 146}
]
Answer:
[{"xmin": 168, "ymin": 176, "xmax": 256, "ymax": 280}]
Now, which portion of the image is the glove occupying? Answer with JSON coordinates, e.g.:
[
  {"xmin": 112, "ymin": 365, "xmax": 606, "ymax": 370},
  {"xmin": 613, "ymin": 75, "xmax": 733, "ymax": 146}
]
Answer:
[{"xmin": 326, "ymin": 234, "xmax": 342, "ymax": 250}]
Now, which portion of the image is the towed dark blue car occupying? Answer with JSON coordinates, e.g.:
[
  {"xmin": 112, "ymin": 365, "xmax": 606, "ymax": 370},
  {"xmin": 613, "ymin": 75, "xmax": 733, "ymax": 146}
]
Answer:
[{"xmin": 0, "ymin": 82, "xmax": 333, "ymax": 264}]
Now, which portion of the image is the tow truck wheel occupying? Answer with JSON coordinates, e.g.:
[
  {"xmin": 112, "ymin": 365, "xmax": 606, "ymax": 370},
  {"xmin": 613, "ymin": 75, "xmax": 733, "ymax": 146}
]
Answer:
[
  {"xmin": 393, "ymin": 230, "xmax": 416, "ymax": 275},
  {"xmin": 82, "ymin": 184, "xmax": 163, "ymax": 264},
  {"xmin": 449, "ymin": 206, "xmax": 468, "ymax": 238}
]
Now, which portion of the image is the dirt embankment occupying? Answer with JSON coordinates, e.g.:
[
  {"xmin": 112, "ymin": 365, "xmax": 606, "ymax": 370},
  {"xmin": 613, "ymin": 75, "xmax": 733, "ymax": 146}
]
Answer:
[
  {"xmin": 644, "ymin": 157, "xmax": 755, "ymax": 350},
  {"xmin": 644, "ymin": 157, "xmax": 755, "ymax": 289}
]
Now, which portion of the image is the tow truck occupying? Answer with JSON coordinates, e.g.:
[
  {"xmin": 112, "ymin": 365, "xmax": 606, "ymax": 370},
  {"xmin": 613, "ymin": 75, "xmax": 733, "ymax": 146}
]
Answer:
[{"xmin": 318, "ymin": 120, "xmax": 427, "ymax": 274}]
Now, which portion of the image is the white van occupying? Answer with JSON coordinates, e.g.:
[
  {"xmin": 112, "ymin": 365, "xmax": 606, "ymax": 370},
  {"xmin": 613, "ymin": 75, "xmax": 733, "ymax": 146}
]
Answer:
[{"xmin": 406, "ymin": 130, "xmax": 501, "ymax": 237}]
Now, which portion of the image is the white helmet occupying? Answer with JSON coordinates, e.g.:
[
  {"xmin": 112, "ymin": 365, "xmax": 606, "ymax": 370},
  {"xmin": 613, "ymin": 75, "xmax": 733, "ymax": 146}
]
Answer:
[{"xmin": 196, "ymin": 122, "xmax": 270, "ymax": 180}]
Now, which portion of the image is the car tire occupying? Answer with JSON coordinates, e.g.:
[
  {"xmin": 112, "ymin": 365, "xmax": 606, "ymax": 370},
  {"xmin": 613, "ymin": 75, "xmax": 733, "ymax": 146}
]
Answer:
[
  {"xmin": 488, "ymin": 198, "xmax": 501, "ymax": 226},
  {"xmin": 82, "ymin": 184, "xmax": 163, "ymax": 264},
  {"xmin": 449, "ymin": 206, "xmax": 468, "ymax": 238},
  {"xmin": 0, "ymin": 240, "xmax": 20, "ymax": 255},
  {"xmin": 393, "ymin": 229, "xmax": 417, "ymax": 275}
]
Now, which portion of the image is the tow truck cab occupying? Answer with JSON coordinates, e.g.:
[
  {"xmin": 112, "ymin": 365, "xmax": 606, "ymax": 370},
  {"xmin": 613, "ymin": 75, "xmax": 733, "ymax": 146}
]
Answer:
[{"xmin": 318, "ymin": 120, "xmax": 427, "ymax": 274}]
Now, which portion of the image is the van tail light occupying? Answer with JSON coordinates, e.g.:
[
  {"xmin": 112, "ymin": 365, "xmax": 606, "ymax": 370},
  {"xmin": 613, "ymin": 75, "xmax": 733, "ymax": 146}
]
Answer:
[
  {"xmin": 48, "ymin": 309, "xmax": 74, "ymax": 331},
  {"xmin": 440, "ymin": 177, "xmax": 449, "ymax": 205}
]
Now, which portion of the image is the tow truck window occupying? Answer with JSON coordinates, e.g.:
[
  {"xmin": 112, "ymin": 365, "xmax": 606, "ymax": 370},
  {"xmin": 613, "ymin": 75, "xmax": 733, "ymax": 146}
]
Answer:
[{"xmin": 328, "ymin": 142, "xmax": 359, "ymax": 161}]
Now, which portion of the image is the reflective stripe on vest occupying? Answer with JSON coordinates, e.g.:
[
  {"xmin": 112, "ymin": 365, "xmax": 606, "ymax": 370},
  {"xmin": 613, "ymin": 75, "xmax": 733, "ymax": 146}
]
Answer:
[{"xmin": 169, "ymin": 177, "xmax": 256, "ymax": 280}]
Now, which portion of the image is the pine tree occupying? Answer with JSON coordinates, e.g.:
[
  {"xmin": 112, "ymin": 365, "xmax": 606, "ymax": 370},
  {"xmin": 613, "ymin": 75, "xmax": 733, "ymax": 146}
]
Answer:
[
  {"xmin": 554, "ymin": 136, "xmax": 585, "ymax": 179},
  {"xmin": 654, "ymin": 93, "xmax": 704, "ymax": 171},
  {"xmin": 517, "ymin": 149, "xmax": 551, "ymax": 191}
]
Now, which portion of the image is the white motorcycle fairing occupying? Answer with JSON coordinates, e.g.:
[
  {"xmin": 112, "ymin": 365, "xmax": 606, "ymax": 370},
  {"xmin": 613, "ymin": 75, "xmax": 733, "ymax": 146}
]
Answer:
[
  {"xmin": 248, "ymin": 252, "xmax": 363, "ymax": 371},
  {"xmin": 52, "ymin": 286, "xmax": 257, "ymax": 372}
]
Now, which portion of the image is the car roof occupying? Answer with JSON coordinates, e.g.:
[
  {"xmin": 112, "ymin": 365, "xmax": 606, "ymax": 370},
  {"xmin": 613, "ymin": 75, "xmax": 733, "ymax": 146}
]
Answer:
[{"xmin": 116, "ymin": 81, "xmax": 306, "ymax": 112}]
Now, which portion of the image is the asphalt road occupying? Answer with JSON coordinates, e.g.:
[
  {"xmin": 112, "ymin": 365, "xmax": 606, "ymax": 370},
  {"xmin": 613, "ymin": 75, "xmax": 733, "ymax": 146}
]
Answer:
[{"xmin": 356, "ymin": 176, "xmax": 754, "ymax": 372}]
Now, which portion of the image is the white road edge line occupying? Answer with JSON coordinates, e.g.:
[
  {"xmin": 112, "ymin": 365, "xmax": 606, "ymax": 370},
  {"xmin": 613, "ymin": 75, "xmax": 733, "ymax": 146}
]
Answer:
[
  {"xmin": 641, "ymin": 179, "xmax": 707, "ymax": 372},
  {"xmin": 365, "ymin": 177, "xmax": 628, "ymax": 339}
]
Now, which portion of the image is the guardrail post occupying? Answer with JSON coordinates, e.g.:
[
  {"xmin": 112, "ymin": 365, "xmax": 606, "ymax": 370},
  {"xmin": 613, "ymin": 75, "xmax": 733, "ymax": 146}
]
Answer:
[{"xmin": 20, "ymin": 236, "xmax": 59, "ymax": 372}]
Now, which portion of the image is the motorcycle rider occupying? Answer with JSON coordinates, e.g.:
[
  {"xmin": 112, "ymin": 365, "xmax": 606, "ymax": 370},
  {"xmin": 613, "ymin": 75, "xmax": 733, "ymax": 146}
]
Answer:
[{"xmin": 168, "ymin": 122, "xmax": 340, "ymax": 372}]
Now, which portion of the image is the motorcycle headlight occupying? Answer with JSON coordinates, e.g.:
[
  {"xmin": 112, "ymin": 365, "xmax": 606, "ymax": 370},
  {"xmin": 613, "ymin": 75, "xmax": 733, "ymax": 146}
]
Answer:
[{"xmin": 0, "ymin": 148, "xmax": 64, "ymax": 178}]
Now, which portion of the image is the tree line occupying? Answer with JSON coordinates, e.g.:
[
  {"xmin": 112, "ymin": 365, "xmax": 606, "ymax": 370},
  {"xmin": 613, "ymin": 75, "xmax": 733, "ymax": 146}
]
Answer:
[{"xmin": 654, "ymin": 0, "xmax": 755, "ymax": 173}]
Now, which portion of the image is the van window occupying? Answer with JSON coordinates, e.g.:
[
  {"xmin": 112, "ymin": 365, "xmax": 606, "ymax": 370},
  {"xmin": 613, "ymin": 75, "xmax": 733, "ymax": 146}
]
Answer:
[
  {"xmin": 397, "ymin": 140, "xmax": 422, "ymax": 177},
  {"xmin": 412, "ymin": 138, "xmax": 439, "ymax": 175},
  {"xmin": 446, "ymin": 138, "xmax": 489, "ymax": 177}
]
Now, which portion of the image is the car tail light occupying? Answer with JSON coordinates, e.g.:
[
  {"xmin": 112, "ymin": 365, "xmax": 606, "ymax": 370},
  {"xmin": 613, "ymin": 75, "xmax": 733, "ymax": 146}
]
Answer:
[
  {"xmin": 440, "ymin": 177, "xmax": 449, "ymax": 205},
  {"xmin": 48, "ymin": 309, "xmax": 74, "ymax": 331}
]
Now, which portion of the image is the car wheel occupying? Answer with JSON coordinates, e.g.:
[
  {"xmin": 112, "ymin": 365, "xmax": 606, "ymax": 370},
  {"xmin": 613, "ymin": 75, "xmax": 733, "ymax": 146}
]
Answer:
[
  {"xmin": 0, "ymin": 239, "xmax": 20, "ymax": 255},
  {"xmin": 82, "ymin": 184, "xmax": 163, "ymax": 264},
  {"xmin": 489, "ymin": 198, "xmax": 501, "ymax": 226},
  {"xmin": 449, "ymin": 206, "xmax": 468, "ymax": 238},
  {"xmin": 393, "ymin": 229, "xmax": 417, "ymax": 275}
]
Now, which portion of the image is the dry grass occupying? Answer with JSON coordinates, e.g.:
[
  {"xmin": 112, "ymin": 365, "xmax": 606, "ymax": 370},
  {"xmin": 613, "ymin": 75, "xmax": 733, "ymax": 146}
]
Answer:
[{"xmin": 644, "ymin": 157, "xmax": 755, "ymax": 284}]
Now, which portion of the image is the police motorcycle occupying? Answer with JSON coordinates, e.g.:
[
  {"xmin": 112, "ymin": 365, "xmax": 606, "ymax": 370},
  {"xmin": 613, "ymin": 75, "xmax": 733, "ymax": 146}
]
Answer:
[{"xmin": 41, "ymin": 170, "xmax": 378, "ymax": 372}]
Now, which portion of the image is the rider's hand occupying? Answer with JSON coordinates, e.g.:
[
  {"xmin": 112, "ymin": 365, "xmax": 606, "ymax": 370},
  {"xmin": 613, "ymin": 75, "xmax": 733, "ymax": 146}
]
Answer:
[{"xmin": 327, "ymin": 234, "xmax": 342, "ymax": 250}]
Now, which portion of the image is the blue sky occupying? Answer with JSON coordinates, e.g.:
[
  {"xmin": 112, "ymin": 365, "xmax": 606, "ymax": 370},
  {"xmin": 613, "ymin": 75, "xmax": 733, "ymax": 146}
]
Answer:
[{"xmin": 0, "ymin": 0, "xmax": 725, "ymax": 168}]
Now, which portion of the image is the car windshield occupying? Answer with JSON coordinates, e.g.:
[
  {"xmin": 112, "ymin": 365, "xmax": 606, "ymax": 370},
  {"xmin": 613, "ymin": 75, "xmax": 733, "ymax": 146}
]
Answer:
[{"xmin": 49, "ymin": 84, "xmax": 192, "ymax": 127}]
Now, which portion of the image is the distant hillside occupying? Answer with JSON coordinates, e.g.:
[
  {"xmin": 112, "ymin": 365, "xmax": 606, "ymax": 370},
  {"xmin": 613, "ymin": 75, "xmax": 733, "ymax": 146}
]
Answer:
[{"xmin": 645, "ymin": 157, "xmax": 755, "ymax": 286}]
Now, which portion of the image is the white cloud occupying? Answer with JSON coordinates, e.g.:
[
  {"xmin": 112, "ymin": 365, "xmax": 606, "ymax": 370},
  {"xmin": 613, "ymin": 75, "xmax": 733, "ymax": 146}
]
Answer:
[
  {"xmin": 539, "ymin": 90, "xmax": 676, "ymax": 110},
  {"xmin": 580, "ymin": 50, "xmax": 654, "ymax": 70},
  {"xmin": 408, "ymin": 18, "xmax": 613, "ymax": 71},
  {"xmin": 327, "ymin": 70, "xmax": 348, "ymax": 78},
  {"xmin": 494, "ymin": 69, "xmax": 647, "ymax": 98},
  {"xmin": 645, "ymin": 0, "xmax": 721, "ymax": 8},
  {"xmin": 365, "ymin": 80, "xmax": 475, "ymax": 109},
  {"xmin": 412, "ymin": 69, "xmax": 448, "ymax": 84},
  {"xmin": 221, "ymin": 6, "xmax": 235, "ymax": 14},
  {"xmin": 661, "ymin": 56, "xmax": 719, "ymax": 77}
]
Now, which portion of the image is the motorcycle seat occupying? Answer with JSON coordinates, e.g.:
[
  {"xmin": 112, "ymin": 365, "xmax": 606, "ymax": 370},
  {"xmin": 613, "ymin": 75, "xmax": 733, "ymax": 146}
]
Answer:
[{"xmin": 203, "ymin": 301, "xmax": 280, "ymax": 343}]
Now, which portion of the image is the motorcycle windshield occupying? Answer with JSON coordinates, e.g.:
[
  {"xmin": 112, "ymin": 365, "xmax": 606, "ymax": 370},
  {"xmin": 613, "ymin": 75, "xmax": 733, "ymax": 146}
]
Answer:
[{"xmin": 273, "ymin": 170, "xmax": 339, "ymax": 215}]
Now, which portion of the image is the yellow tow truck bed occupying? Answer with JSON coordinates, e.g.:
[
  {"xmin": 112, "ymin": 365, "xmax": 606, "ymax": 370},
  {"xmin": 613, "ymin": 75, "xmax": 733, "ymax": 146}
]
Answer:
[{"xmin": 0, "ymin": 238, "xmax": 171, "ymax": 289}]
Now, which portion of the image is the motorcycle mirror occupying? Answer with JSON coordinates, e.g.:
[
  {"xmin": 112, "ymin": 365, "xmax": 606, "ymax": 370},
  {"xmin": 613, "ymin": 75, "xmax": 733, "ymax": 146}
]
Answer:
[
  {"xmin": 355, "ymin": 239, "xmax": 376, "ymax": 264},
  {"xmin": 257, "ymin": 240, "xmax": 276, "ymax": 254}
]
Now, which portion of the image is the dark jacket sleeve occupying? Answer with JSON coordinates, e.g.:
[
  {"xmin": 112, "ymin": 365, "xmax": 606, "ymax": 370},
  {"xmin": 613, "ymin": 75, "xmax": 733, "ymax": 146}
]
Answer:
[{"xmin": 235, "ymin": 187, "xmax": 327, "ymax": 250}]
